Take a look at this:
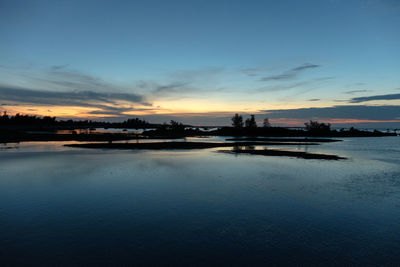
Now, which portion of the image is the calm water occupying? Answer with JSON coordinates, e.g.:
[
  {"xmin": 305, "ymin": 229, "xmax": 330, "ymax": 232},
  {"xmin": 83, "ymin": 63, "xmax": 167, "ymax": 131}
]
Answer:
[{"xmin": 1, "ymin": 137, "xmax": 400, "ymax": 266}]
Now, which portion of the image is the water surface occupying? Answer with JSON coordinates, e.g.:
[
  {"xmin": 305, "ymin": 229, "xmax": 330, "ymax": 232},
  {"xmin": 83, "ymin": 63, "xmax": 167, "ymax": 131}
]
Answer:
[{"xmin": 1, "ymin": 137, "xmax": 399, "ymax": 265}]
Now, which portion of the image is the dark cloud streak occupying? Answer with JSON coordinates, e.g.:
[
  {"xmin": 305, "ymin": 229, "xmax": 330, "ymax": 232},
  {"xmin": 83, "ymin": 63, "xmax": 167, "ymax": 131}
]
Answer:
[
  {"xmin": 350, "ymin": 94, "xmax": 400, "ymax": 103},
  {"xmin": 260, "ymin": 63, "xmax": 320, "ymax": 82},
  {"xmin": 0, "ymin": 85, "xmax": 149, "ymax": 115},
  {"xmin": 261, "ymin": 105, "xmax": 400, "ymax": 121},
  {"xmin": 152, "ymin": 82, "xmax": 189, "ymax": 94},
  {"xmin": 350, "ymin": 93, "xmax": 400, "ymax": 103},
  {"xmin": 344, "ymin": 89, "xmax": 371, "ymax": 94}
]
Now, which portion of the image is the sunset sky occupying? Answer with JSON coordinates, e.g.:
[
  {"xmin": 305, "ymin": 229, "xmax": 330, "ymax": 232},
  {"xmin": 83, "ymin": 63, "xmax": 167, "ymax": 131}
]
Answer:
[{"xmin": 1, "ymin": 0, "xmax": 399, "ymax": 127}]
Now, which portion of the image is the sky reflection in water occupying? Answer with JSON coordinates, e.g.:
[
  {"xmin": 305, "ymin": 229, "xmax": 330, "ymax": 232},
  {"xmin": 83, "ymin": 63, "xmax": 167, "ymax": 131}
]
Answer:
[{"xmin": 0, "ymin": 137, "xmax": 399, "ymax": 265}]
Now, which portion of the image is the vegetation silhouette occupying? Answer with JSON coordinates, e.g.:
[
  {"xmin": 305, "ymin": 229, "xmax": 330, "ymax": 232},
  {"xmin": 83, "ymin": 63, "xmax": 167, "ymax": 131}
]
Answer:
[
  {"xmin": 0, "ymin": 111, "xmax": 397, "ymax": 143},
  {"xmin": 0, "ymin": 111, "xmax": 152, "ymax": 130},
  {"xmin": 223, "ymin": 148, "xmax": 345, "ymax": 160},
  {"xmin": 263, "ymin": 117, "xmax": 271, "ymax": 127},
  {"xmin": 305, "ymin": 120, "xmax": 331, "ymax": 135},
  {"xmin": 231, "ymin": 114, "xmax": 244, "ymax": 128},
  {"xmin": 2, "ymin": 111, "xmax": 393, "ymax": 160},
  {"xmin": 245, "ymin": 115, "xmax": 257, "ymax": 129},
  {"xmin": 212, "ymin": 115, "xmax": 396, "ymax": 137}
]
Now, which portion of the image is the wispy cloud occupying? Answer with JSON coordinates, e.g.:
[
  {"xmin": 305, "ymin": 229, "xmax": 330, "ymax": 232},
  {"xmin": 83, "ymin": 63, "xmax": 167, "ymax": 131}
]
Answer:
[
  {"xmin": 255, "ymin": 76, "xmax": 333, "ymax": 93},
  {"xmin": 50, "ymin": 64, "xmax": 69, "ymax": 71},
  {"xmin": 87, "ymin": 106, "xmax": 156, "ymax": 116},
  {"xmin": 350, "ymin": 93, "xmax": 400, "ymax": 103},
  {"xmin": 344, "ymin": 89, "xmax": 371, "ymax": 94},
  {"xmin": 345, "ymin": 82, "xmax": 366, "ymax": 87},
  {"xmin": 133, "ymin": 67, "xmax": 228, "ymax": 99},
  {"xmin": 240, "ymin": 67, "xmax": 273, "ymax": 77},
  {"xmin": 255, "ymin": 81, "xmax": 310, "ymax": 92},
  {"xmin": 13, "ymin": 65, "xmax": 144, "ymax": 98},
  {"xmin": 308, "ymin": 98, "xmax": 320, "ymax": 101},
  {"xmin": 260, "ymin": 63, "xmax": 320, "ymax": 82},
  {"xmin": 291, "ymin": 64, "xmax": 320, "ymax": 72},
  {"xmin": 32, "ymin": 67, "xmax": 123, "ymax": 93},
  {"xmin": 0, "ymin": 84, "xmax": 149, "ymax": 115},
  {"xmin": 152, "ymin": 82, "xmax": 189, "ymax": 94},
  {"xmin": 0, "ymin": 65, "xmax": 157, "ymax": 116}
]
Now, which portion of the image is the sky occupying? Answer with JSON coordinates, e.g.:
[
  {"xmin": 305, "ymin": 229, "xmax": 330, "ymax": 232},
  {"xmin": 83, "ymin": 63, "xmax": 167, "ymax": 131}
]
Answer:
[{"xmin": 0, "ymin": 0, "xmax": 399, "ymax": 127}]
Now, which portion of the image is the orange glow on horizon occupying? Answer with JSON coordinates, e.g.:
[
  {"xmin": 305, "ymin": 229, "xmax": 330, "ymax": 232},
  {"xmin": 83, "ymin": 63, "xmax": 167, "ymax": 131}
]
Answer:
[{"xmin": 2, "ymin": 103, "xmax": 399, "ymax": 126}]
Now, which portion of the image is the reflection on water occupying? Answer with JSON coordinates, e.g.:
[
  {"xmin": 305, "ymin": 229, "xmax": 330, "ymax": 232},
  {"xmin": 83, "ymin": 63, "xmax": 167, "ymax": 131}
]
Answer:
[
  {"xmin": 55, "ymin": 127, "xmax": 216, "ymax": 135},
  {"xmin": 55, "ymin": 127, "xmax": 155, "ymax": 135},
  {"xmin": 0, "ymin": 137, "xmax": 400, "ymax": 265}
]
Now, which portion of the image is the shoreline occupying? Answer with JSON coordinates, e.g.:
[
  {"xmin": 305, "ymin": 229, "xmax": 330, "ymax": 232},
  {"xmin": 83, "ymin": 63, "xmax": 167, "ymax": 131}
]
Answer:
[
  {"xmin": 63, "ymin": 141, "xmax": 346, "ymax": 160},
  {"xmin": 64, "ymin": 141, "xmax": 321, "ymax": 150},
  {"xmin": 0, "ymin": 131, "xmax": 395, "ymax": 144},
  {"xmin": 220, "ymin": 149, "xmax": 346, "ymax": 160}
]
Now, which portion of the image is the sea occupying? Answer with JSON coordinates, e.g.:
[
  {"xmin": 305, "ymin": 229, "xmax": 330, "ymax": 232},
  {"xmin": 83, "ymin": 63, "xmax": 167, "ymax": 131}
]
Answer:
[{"xmin": 1, "ymin": 136, "xmax": 399, "ymax": 265}]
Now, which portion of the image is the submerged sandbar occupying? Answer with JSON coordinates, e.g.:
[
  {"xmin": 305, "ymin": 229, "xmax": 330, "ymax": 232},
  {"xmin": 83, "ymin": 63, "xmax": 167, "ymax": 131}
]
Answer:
[
  {"xmin": 221, "ymin": 149, "xmax": 346, "ymax": 160},
  {"xmin": 64, "ymin": 141, "xmax": 345, "ymax": 160},
  {"xmin": 65, "ymin": 141, "xmax": 320, "ymax": 150}
]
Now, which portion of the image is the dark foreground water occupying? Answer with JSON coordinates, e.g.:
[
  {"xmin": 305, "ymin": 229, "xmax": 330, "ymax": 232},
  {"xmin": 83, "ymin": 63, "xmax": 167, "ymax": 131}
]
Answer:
[{"xmin": 1, "ymin": 137, "xmax": 400, "ymax": 266}]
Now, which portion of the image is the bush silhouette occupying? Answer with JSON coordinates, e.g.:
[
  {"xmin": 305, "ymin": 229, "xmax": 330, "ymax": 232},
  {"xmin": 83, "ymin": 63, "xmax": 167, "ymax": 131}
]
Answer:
[{"xmin": 231, "ymin": 114, "xmax": 244, "ymax": 128}]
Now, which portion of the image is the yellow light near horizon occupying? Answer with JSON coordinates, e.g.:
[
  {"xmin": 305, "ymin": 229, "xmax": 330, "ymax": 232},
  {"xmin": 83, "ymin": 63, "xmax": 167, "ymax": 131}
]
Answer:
[
  {"xmin": 1, "ymin": 98, "xmax": 379, "ymax": 121},
  {"xmin": 152, "ymin": 99, "xmax": 341, "ymax": 114},
  {"xmin": 152, "ymin": 99, "xmax": 261, "ymax": 114},
  {"xmin": 1, "ymin": 105, "xmax": 96, "ymax": 118}
]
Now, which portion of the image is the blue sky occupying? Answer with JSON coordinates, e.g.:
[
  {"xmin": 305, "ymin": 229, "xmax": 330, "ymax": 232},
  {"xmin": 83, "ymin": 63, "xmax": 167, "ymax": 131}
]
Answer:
[{"xmin": 0, "ymin": 0, "xmax": 399, "ymax": 126}]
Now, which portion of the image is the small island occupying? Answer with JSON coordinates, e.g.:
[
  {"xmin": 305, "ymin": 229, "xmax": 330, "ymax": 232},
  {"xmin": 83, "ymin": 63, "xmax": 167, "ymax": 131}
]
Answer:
[
  {"xmin": 1, "ymin": 112, "xmax": 396, "ymax": 160},
  {"xmin": 0, "ymin": 112, "xmax": 396, "ymax": 143}
]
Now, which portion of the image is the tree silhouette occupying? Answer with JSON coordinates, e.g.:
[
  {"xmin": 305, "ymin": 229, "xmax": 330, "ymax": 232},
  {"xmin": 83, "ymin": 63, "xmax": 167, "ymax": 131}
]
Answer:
[
  {"xmin": 263, "ymin": 117, "xmax": 271, "ymax": 127},
  {"xmin": 0, "ymin": 110, "xmax": 152, "ymax": 129},
  {"xmin": 231, "ymin": 114, "xmax": 243, "ymax": 128},
  {"xmin": 304, "ymin": 120, "xmax": 331, "ymax": 132},
  {"xmin": 170, "ymin": 120, "xmax": 184, "ymax": 131},
  {"xmin": 245, "ymin": 115, "xmax": 257, "ymax": 128}
]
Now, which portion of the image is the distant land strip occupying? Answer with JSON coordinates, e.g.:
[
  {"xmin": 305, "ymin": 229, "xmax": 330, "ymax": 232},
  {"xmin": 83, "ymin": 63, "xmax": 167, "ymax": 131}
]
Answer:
[
  {"xmin": 220, "ymin": 149, "xmax": 346, "ymax": 160},
  {"xmin": 226, "ymin": 138, "xmax": 342, "ymax": 142},
  {"xmin": 64, "ymin": 141, "xmax": 346, "ymax": 160},
  {"xmin": 64, "ymin": 141, "xmax": 320, "ymax": 150}
]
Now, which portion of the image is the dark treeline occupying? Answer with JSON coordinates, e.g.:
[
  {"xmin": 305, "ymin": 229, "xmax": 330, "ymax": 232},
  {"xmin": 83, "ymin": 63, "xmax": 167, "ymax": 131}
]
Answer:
[
  {"xmin": 0, "ymin": 112, "xmax": 397, "ymax": 139},
  {"xmin": 212, "ymin": 124, "xmax": 396, "ymax": 137},
  {"xmin": 216, "ymin": 114, "xmax": 396, "ymax": 137},
  {"xmin": 145, "ymin": 113, "xmax": 397, "ymax": 137},
  {"xmin": 0, "ymin": 112, "xmax": 153, "ymax": 130}
]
